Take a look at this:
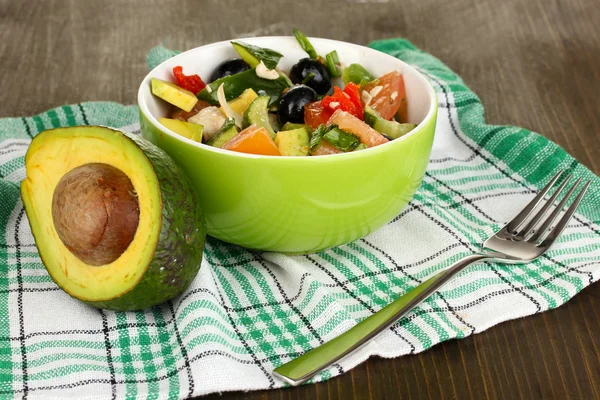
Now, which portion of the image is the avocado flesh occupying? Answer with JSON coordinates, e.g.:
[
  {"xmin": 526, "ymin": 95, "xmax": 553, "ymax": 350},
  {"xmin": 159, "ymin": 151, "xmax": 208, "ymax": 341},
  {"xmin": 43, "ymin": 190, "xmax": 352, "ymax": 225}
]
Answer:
[
  {"xmin": 151, "ymin": 78, "xmax": 198, "ymax": 112},
  {"xmin": 20, "ymin": 126, "xmax": 205, "ymax": 311},
  {"xmin": 275, "ymin": 128, "xmax": 310, "ymax": 156},
  {"xmin": 159, "ymin": 118, "xmax": 203, "ymax": 142}
]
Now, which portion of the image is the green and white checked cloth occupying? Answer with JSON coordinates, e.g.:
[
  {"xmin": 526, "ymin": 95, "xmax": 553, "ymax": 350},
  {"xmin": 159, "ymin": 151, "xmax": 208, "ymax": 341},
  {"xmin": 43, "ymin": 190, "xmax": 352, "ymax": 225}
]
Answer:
[{"xmin": 1, "ymin": 39, "xmax": 599, "ymax": 399}]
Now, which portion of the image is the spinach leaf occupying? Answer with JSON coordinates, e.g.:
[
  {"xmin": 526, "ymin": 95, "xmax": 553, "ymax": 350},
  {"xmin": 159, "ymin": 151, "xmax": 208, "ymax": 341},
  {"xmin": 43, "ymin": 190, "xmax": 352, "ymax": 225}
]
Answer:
[
  {"xmin": 231, "ymin": 41, "xmax": 283, "ymax": 70},
  {"xmin": 323, "ymin": 127, "xmax": 361, "ymax": 151}
]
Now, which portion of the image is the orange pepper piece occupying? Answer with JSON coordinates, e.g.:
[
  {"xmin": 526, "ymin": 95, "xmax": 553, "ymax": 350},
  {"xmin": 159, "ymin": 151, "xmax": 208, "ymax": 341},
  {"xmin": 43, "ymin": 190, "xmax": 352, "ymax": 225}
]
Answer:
[{"xmin": 223, "ymin": 125, "xmax": 281, "ymax": 156}]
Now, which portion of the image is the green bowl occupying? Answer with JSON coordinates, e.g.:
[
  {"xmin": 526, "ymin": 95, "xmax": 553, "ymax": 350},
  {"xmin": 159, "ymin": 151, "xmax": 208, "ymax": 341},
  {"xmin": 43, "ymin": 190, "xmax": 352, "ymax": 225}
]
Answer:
[{"xmin": 138, "ymin": 37, "xmax": 437, "ymax": 254}]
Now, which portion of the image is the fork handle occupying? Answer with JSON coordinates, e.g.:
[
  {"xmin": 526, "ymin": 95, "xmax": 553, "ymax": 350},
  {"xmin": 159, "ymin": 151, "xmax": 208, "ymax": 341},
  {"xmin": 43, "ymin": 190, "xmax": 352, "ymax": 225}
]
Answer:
[{"xmin": 273, "ymin": 253, "xmax": 490, "ymax": 386}]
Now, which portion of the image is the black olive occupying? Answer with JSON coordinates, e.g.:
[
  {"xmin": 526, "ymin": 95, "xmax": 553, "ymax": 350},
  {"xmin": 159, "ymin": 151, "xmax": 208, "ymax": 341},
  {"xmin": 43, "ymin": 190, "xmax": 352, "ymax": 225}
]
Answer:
[
  {"xmin": 210, "ymin": 58, "xmax": 250, "ymax": 82},
  {"xmin": 278, "ymin": 85, "xmax": 318, "ymax": 124},
  {"xmin": 289, "ymin": 58, "xmax": 332, "ymax": 95}
]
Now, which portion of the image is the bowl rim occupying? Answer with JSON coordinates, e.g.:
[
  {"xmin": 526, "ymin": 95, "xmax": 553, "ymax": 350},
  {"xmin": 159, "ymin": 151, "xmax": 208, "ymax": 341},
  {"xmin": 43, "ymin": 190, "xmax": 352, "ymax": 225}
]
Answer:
[{"xmin": 137, "ymin": 36, "xmax": 438, "ymax": 160}]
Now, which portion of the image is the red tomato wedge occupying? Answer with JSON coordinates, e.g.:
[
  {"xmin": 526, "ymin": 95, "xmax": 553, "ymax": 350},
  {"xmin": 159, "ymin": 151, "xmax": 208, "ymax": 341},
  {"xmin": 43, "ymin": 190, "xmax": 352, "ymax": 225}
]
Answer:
[
  {"xmin": 361, "ymin": 71, "xmax": 406, "ymax": 120},
  {"xmin": 304, "ymin": 101, "xmax": 333, "ymax": 129},
  {"xmin": 327, "ymin": 109, "xmax": 389, "ymax": 147},
  {"xmin": 311, "ymin": 141, "xmax": 344, "ymax": 156},
  {"xmin": 223, "ymin": 125, "xmax": 281, "ymax": 156}
]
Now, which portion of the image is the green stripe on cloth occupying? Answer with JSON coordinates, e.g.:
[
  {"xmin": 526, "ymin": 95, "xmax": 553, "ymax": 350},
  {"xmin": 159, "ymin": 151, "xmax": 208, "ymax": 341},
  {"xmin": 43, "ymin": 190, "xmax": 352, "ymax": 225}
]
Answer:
[
  {"xmin": 115, "ymin": 313, "xmax": 138, "ymax": 399},
  {"xmin": 0, "ymin": 40, "xmax": 598, "ymax": 399},
  {"xmin": 0, "ymin": 182, "xmax": 19, "ymax": 392},
  {"xmin": 62, "ymin": 105, "xmax": 78, "ymax": 126}
]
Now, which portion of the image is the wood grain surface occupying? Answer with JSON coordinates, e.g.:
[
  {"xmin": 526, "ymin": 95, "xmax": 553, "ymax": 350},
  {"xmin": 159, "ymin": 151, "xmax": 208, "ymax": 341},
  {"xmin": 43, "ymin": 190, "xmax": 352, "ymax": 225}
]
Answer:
[{"xmin": 1, "ymin": 0, "xmax": 599, "ymax": 399}]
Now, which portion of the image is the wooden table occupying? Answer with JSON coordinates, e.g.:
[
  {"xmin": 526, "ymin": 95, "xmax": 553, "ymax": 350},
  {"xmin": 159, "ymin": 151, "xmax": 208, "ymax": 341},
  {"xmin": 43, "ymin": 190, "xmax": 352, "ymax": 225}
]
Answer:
[{"xmin": 2, "ymin": 0, "xmax": 599, "ymax": 398}]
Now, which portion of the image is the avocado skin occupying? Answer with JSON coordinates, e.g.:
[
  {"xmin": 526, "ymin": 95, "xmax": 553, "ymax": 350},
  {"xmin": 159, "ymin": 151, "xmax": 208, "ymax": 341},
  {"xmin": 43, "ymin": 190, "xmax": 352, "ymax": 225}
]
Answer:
[{"xmin": 64, "ymin": 129, "xmax": 205, "ymax": 311}]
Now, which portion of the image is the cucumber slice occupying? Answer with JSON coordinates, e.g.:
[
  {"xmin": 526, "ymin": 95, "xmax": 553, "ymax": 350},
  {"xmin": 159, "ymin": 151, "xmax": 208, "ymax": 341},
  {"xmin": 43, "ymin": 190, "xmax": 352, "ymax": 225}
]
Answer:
[
  {"xmin": 275, "ymin": 128, "xmax": 310, "ymax": 156},
  {"xmin": 231, "ymin": 41, "xmax": 283, "ymax": 69},
  {"xmin": 364, "ymin": 106, "xmax": 416, "ymax": 139},
  {"xmin": 243, "ymin": 96, "xmax": 276, "ymax": 138},
  {"xmin": 210, "ymin": 126, "xmax": 239, "ymax": 148},
  {"xmin": 208, "ymin": 118, "xmax": 239, "ymax": 148}
]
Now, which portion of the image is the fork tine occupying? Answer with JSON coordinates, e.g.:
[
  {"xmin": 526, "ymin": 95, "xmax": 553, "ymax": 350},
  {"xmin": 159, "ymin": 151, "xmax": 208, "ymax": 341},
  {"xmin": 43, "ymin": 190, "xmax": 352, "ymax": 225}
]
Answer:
[
  {"xmin": 506, "ymin": 170, "xmax": 564, "ymax": 233},
  {"xmin": 531, "ymin": 179, "xmax": 590, "ymax": 244},
  {"xmin": 517, "ymin": 174, "xmax": 572, "ymax": 238},
  {"xmin": 539, "ymin": 180, "xmax": 591, "ymax": 245},
  {"xmin": 529, "ymin": 177, "xmax": 582, "ymax": 242}
]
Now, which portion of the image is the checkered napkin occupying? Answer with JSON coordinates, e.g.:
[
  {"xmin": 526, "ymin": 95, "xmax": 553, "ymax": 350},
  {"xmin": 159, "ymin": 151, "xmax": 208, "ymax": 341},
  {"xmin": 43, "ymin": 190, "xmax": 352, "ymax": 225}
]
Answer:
[{"xmin": 1, "ymin": 39, "xmax": 599, "ymax": 399}]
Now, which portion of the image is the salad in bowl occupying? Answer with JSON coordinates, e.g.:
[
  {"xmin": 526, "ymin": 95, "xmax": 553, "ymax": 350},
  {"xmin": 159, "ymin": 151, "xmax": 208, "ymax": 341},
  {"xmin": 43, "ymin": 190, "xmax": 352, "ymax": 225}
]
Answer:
[
  {"xmin": 150, "ymin": 29, "xmax": 417, "ymax": 157},
  {"xmin": 138, "ymin": 33, "xmax": 436, "ymax": 253}
]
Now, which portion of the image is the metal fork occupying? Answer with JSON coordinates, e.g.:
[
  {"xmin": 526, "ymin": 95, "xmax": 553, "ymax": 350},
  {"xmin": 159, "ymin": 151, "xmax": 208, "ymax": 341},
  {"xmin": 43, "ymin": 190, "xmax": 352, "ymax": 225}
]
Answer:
[{"xmin": 273, "ymin": 170, "xmax": 591, "ymax": 386}]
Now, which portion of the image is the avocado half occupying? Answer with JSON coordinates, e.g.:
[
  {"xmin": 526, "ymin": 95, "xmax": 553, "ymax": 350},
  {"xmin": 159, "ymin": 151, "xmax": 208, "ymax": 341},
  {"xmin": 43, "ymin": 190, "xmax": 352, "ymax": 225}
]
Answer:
[{"xmin": 20, "ymin": 126, "xmax": 206, "ymax": 311}]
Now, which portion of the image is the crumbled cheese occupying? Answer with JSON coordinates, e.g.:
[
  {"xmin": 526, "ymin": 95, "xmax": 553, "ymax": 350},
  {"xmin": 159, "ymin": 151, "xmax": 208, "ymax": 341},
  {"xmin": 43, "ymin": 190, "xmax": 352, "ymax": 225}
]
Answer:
[
  {"xmin": 255, "ymin": 61, "xmax": 279, "ymax": 80},
  {"xmin": 206, "ymin": 85, "xmax": 213, "ymax": 93},
  {"xmin": 361, "ymin": 91, "xmax": 373, "ymax": 107},
  {"xmin": 188, "ymin": 106, "xmax": 226, "ymax": 140},
  {"xmin": 369, "ymin": 85, "xmax": 383, "ymax": 97},
  {"xmin": 329, "ymin": 101, "xmax": 340, "ymax": 109},
  {"xmin": 390, "ymin": 91, "xmax": 398, "ymax": 101}
]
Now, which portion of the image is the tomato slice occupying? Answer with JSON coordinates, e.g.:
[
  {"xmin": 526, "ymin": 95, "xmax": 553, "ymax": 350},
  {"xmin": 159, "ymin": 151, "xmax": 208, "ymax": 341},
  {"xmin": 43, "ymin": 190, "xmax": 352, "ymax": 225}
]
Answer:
[
  {"xmin": 304, "ymin": 101, "xmax": 333, "ymax": 129},
  {"xmin": 311, "ymin": 141, "xmax": 344, "ymax": 156},
  {"xmin": 328, "ymin": 109, "xmax": 389, "ymax": 147},
  {"xmin": 361, "ymin": 71, "xmax": 405, "ymax": 120}
]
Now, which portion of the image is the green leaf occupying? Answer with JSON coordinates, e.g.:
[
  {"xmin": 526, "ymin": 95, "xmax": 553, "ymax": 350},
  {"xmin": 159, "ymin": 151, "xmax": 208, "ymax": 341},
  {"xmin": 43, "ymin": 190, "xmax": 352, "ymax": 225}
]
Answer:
[
  {"xmin": 323, "ymin": 127, "xmax": 361, "ymax": 151},
  {"xmin": 231, "ymin": 41, "xmax": 283, "ymax": 70},
  {"xmin": 197, "ymin": 69, "xmax": 291, "ymax": 106},
  {"xmin": 309, "ymin": 124, "xmax": 328, "ymax": 150},
  {"xmin": 293, "ymin": 28, "xmax": 318, "ymax": 59}
]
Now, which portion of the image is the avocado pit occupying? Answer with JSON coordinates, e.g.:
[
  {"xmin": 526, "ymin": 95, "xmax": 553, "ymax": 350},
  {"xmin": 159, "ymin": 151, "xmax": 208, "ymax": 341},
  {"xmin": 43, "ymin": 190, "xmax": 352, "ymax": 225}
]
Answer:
[{"xmin": 52, "ymin": 163, "xmax": 140, "ymax": 266}]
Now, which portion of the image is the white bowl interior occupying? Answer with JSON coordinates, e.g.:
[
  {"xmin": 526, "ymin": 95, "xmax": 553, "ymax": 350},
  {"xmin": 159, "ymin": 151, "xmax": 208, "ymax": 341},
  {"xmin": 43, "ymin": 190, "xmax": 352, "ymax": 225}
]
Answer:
[{"xmin": 139, "ymin": 36, "xmax": 435, "ymax": 149}]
